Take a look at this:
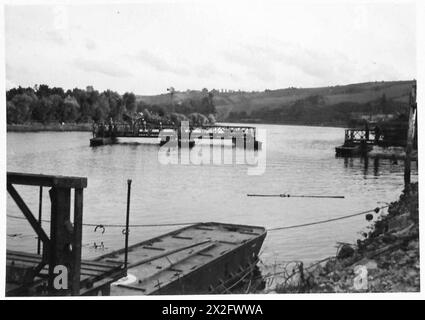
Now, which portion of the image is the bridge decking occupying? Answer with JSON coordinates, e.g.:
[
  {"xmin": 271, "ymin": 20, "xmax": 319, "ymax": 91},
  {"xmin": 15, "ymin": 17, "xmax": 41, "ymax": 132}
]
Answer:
[
  {"xmin": 343, "ymin": 129, "xmax": 381, "ymax": 145},
  {"xmin": 90, "ymin": 122, "xmax": 262, "ymax": 149}
]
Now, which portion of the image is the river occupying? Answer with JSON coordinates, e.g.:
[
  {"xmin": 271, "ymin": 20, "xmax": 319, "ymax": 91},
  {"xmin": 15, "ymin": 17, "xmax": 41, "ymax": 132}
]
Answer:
[{"xmin": 6, "ymin": 124, "xmax": 418, "ymax": 265}]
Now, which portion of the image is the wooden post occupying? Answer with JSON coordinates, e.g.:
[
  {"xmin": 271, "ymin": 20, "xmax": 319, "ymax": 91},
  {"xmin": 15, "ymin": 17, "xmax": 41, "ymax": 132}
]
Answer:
[
  {"xmin": 37, "ymin": 186, "xmax": 43, "ymax": 255},
  {"xmin": 71, "ymin": 188, "xmax": 83, "ymax": 295},
  {"xmin": 48, "ymin": 187, "xmax": 72, "ymax": 294},
  {"xmin": 124, "ymin": 179, "xmax": 132, "ymax": 273},
  {"xmin": 404, "ymin": 83, "xmax": 417, "ymax": 190}
]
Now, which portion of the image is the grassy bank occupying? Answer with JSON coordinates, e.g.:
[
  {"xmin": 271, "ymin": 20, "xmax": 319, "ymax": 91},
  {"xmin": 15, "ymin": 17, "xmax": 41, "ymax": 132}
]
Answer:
[{"xmin": 7, "ymin": 123, "xmax": 92, "ymax": 132}]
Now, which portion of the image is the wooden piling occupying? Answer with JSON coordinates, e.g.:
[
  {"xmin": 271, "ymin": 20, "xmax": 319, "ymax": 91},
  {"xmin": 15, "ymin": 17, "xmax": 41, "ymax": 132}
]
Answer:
[
  {"xmin": 48, "ymin": 187, "xmax": 72, "ymax": 293},
  {"xmin": 404, "ymin": 83, "xmax": 417, "ymax": 190},
  {"xmin": 124, "ymin": 179, "xmax": 132, "ymax": 273},
  {"xmin": 71, "ymin": 188, "xmax": 84, "ymax": 295}
]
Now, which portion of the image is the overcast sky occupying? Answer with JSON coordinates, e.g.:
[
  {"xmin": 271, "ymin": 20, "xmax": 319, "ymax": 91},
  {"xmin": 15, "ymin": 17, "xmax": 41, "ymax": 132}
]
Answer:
[{"xmin": 5, "ymin": 1, "xmax": 416, "ymax": 95}]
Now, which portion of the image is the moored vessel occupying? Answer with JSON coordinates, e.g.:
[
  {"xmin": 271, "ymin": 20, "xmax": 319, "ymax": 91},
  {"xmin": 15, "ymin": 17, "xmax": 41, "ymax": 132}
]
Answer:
[{"xmin": 96, "ymin": 222, "xmax": 267, "ymax": 295}]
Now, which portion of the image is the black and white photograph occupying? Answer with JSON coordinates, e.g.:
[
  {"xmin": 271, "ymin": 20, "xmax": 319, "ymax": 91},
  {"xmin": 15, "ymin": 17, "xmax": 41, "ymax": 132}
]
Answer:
[{"xmin": 1, "ymin": 0, "xmax": 422, "ymax": 301}]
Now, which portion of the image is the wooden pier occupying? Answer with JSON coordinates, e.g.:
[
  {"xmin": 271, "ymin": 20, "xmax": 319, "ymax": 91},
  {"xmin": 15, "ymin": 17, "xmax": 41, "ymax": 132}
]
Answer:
[
  {"xmin": 90, "ymin": 121, "xmax": 262, "ymax": 150},
  {"xmin": 6, "ymin": 172, "xmax": 126, "ymax": 296}
]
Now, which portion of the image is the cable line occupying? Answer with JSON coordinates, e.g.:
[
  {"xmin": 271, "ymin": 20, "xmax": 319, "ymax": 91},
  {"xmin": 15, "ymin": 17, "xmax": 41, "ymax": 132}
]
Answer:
[
  {"xmin": 267, "ymin": 206, "xmax": 386, "ymax": 232},
  {"xmin": 6, "ymin": 206, "xmax": 387, "ymax": 232},
  {"xmin": 247, "ymin": 193, "xmax": 345, "ymax": 199}
]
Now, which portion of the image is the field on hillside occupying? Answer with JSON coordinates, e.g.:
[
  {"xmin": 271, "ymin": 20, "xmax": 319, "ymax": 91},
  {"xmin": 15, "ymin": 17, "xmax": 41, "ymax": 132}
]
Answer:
[{"xmin": 137, "ymin": 80, "xmax": 414, "ymax": 125}]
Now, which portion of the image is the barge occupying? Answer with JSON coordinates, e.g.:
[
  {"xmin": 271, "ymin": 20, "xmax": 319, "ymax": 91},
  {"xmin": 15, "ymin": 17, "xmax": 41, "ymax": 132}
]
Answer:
[
  {"xmin": 335, "ymin": 143, "xmax": 372, "ymax": 157},
  {"xmin": 96, "ymin": 222, "xmax": 267, "ymax": 295}
]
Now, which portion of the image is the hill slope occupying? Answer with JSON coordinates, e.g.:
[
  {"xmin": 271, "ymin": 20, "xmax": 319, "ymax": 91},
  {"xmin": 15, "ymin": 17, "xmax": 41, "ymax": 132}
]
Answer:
[{"xmin": 137, "ymin": 80, "xmax": 414, "ymax": 126}]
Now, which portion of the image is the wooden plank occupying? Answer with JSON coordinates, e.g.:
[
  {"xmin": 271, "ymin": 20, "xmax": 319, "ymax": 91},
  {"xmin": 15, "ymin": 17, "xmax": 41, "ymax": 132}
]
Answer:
[
  {"xmin": 37, "ymin": 269, "xmax": 92, "ymax": 283},
  {"xmin": 7, "ymin": 250, "xmax": 42, "ymax": 258},
  {"xmin": 7, "ymin": 250, "xmax": 121, "ymax": 269},
  {"xmin": 6, "ymin": 257, "xmax": 105, "ymax": 277},
  {"xmin": 7, "ymin": 172, "xmax": 87, "ymax": 189},
  {"xmin": 7, "ymin": 257, "xmax": 106, "ymax": 277},
  {"xmin": 7, "ymin": 250, "xmax": 120, "ymax": 271},
  {"xmin": 7, "ymin": 254, "xmax": 43, "ymax": 264},
  {"xmin": 8, "ymin": 262, "xmax": 118, "ymax": 277},
  {"xmin": 7, "ymin": 184, "xmax": 50, "ymax": 245}
]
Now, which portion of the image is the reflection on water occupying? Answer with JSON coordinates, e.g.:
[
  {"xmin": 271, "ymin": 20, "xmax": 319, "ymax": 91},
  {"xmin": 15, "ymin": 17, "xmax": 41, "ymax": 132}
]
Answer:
[
  {"xmin": 7, "ymin": 124, "xmax": 418, "ymax": 265},
  {"xmin": 343, "ymin": 156, "xmax": 394, "ymax": 178}
]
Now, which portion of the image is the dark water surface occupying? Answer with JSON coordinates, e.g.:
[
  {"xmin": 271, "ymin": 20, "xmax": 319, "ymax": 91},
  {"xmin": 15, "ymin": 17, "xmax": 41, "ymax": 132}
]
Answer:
[{"xmin": 7, "ymin": 124, "xmax": 417, "ymax": 265}]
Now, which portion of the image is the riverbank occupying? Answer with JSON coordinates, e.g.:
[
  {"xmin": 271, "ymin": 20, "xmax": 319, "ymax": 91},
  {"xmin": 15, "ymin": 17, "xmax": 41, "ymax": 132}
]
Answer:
[
  {"xmin": 248, "ymin": 183, "xmax": 419, "ymax": 293},
  {"xmin": 238, "ymin": 183, "xmax": 420, "ymax": 293},
  {"xmin": 7, "ymin": 123, "xmax": 92, "ymax": 132}
]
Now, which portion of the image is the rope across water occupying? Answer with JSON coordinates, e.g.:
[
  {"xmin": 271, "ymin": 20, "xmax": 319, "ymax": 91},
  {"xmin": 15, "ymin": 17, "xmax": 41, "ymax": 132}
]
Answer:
[{"xmin": 6, "ymin": 205, "xmax": 388, "ymax": 233}]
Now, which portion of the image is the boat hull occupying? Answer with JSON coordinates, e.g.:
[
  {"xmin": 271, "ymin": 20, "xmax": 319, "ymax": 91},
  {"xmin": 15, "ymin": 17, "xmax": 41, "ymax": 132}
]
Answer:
[
  {"xmin": 95, "ymin": 222, "xmax": 267, "ymax": 295},
  {"xmin": 151, "ymin": 231, "xmax": 266, "ymax": 295},
  {"xmin": 335, "ymin": 144, "xmax": 372, "ymax": 157}
]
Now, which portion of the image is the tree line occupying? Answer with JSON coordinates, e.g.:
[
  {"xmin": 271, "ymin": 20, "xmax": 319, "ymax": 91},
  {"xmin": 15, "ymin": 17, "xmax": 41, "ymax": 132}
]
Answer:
[{"xmin": 6, "ymin": 85, "xmax": 217, "ymax": 126}]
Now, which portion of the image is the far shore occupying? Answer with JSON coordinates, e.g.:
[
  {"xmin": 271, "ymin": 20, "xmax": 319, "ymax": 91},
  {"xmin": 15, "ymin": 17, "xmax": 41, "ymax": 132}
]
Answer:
[
  {"xmin": 7, "ymin": 123, "xmax": 92, "ymax": 132},
  {"xmin": 224, "ymin": 119, "xmax": 348, "ymax": 129},
  {"xmin": 7, "ymin": 120, "xmax": 348, "ymax": 133}
]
